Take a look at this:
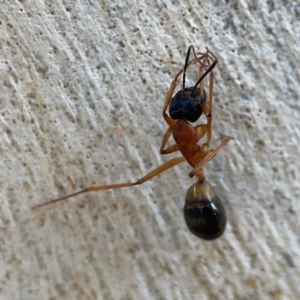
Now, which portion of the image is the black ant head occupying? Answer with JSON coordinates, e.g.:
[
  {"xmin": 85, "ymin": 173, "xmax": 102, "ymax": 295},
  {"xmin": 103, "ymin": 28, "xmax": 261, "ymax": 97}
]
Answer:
[{"xmin": 169, "ymin": 87, "xmax": 206, "ymax": 122}]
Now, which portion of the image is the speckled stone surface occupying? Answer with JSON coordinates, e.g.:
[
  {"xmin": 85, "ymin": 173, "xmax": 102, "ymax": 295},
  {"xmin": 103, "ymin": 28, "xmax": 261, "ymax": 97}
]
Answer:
[{"xmin": 1, "ymin": 1, "xmax": 299, "ymax": 299}]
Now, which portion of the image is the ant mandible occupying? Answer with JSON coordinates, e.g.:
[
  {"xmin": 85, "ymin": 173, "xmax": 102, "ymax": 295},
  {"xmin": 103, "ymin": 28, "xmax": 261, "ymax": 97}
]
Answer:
[{"xmin": 32, "ymin": 45, "xmax": 231, "ymax": 240}]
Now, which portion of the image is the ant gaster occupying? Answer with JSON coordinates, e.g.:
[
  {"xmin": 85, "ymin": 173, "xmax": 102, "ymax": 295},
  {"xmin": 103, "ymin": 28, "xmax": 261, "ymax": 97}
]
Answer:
[{"xmin": 32, "ymin": 46, "xmax": 231, "ymax": 240}]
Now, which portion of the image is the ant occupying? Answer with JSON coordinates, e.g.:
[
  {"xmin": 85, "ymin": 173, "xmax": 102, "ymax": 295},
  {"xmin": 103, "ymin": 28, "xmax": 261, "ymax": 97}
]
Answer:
[{"xmin": 32, "ymin": 45, "xmax": 231, "ymax": 240}]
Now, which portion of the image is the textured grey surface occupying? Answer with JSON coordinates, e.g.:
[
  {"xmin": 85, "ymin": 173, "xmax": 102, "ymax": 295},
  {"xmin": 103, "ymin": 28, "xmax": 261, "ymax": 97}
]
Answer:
[{"xmin": 1, "ymin": 1, "xmax": 300, "ymax": 299}]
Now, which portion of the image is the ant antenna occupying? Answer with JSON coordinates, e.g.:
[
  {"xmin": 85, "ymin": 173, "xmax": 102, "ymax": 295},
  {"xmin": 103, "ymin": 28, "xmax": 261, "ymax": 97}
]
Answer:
[
  {"xmin": 182, "ymin": 45, "xmax": 193, "ymax": 89},
  {"xmin": 182, "ymin": 45, "xmax": 208, "ymax": 89},
  {"xmin": 193, "ymin": 48, "xmax": 219, "ymax": 91}
]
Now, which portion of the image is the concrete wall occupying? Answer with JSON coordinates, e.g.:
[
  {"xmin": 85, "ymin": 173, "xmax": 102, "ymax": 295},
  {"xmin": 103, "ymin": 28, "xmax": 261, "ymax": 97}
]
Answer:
[{"xmin": 1, "ymin": 0, "xmax": 299, "ymax": 299}]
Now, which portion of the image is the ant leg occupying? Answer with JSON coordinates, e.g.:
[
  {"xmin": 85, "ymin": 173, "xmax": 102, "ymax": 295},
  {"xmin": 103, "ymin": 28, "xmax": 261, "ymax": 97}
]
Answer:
[
  {"xmin": 8, "ymin": 157, "xmax": 187, "ymax": 231},
  {"xmin": 196, "ymin": 66, "xmax": 215, "ymax": 147},
  {"xmin": 160, "ymin": 144, "xmax": 179, "ymax": 155},
  {"xmin": 193, "ymin": 52, "xmax": 218, "ymax": 91},
  {"xmin": 199, "ymin": 65, "xmax": 206, "ymax": 106},
  {"xmin": 160, "ymin": 125, "xmax": 173, "ymax": 150},
  {"xmin": 162, "ymin": 70, "xmax": 184, "ymax": 115},
  {"xmin": 160, "ymin": 125, "xmax": 180, "ymax": 154},
  {"xmin": 205, "ymin": 47, "xmax": 218, "ymax": 65},
  {"xmin": 194, "ymin": 124, "xmax": 208, "ymax": 140},
  {"xmin": 204, "ymin": 71, "xmax": 214, "ymax": 145},
  {"xmin": 32, "ymin": 156, "xmax": 186, "ymax": 211},
  {"xmin": 189, "ymin": 137, "xmax": 231, "ymax": 177}
]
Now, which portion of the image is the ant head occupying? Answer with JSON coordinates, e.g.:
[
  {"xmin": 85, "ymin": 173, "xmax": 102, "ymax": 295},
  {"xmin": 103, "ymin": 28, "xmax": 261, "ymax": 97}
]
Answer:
[{"xmin": 169, "ymin": 87, "xmax": 206, "ymax": 122}]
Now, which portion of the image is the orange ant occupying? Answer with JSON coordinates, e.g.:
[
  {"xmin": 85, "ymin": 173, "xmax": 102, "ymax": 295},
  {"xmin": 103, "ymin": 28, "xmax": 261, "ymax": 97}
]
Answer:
[{"xmin": 32, "ymin": 45, "xmax": 231, "ymax": 240}]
